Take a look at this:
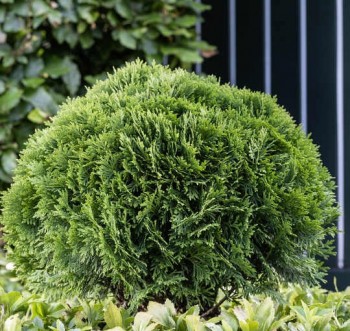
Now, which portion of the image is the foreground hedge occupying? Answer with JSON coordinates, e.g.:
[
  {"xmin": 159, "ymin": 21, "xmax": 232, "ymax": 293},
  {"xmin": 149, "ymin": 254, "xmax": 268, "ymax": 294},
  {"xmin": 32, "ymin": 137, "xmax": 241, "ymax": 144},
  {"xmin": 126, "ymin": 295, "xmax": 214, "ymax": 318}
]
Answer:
[
  {"xmin": 2, "ymin": 283, "xmax": 350, "ymax": 331},
  {"xmin": 2, "ymin": 61, "xmax": 338, "ymax": 311},
  {"xmin": 1, "ymin": 252, "xmax": 349, "ymax": 331}
]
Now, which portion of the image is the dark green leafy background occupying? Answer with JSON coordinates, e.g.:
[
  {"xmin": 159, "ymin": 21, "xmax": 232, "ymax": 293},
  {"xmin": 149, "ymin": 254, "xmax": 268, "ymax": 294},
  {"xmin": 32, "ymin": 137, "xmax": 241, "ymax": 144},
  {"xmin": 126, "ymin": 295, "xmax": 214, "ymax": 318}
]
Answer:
[{"xmin": 0, "ymin": 0, "xmax": 214, "ymax": 189}]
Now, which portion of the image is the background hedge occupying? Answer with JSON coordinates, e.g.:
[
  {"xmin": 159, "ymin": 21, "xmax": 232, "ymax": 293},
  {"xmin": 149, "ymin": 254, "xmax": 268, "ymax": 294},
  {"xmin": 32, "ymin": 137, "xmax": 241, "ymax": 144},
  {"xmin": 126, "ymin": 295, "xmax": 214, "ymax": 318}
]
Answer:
[{"xmin": 0, "ymin": 0, "xmax": 213, "ymax": 190}]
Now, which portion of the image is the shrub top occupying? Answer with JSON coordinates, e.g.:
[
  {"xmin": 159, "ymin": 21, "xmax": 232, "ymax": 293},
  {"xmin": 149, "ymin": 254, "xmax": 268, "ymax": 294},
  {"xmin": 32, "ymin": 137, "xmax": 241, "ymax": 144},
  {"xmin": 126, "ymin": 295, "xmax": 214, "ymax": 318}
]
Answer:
[{"xmin": 2, "ymin": 61, "xmax": 338, "ymax": 311}]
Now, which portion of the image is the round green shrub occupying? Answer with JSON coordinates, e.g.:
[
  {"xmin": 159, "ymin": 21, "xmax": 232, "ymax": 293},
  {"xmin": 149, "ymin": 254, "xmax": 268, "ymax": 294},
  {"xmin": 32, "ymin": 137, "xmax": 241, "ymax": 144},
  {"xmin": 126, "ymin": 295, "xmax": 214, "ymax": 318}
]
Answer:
[{"xmin": 2, "ymin": 61, "xmax": 338, "ymax": 311}]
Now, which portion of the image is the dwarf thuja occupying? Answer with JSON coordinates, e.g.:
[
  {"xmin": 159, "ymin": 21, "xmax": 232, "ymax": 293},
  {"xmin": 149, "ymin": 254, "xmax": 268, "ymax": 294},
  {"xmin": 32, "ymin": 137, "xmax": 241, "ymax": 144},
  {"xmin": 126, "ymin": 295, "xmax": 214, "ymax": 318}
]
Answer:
[{"xmin": 1, "ymin": 60, "xmax": 338, "ymax": 311}]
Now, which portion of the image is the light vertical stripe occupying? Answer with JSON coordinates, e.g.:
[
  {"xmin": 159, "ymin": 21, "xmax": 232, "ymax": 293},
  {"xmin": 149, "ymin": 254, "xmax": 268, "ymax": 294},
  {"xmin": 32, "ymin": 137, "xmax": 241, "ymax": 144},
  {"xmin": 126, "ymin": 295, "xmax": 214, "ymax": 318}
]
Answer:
[
  {"xmin": 336, "ymin": 0, "xmax": 345, "ymax": 269},
  {"xmin": 162, "ymin": 56, "xmax": 168, "ymax": 66},
  {"xmin": 195, "ymin": 0, "xmax": 202, "ymax": 74},
  {"xmin": 264, "ymin": 0, "xmax": 272, "ymax": 94},
  {"xmin": 229, "ymin": 0, "xmax": 236, "ymax": 85},
  {"xmin": 300, "ymin": 0, "xmax": 308, "ymax": 132}
]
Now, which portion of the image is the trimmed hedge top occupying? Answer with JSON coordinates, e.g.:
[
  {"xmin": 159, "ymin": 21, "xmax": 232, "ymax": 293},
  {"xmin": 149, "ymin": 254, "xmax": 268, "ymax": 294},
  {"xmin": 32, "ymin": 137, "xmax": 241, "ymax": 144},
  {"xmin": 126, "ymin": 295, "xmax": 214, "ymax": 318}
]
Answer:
[{"xmin": 2, "ymin": 61, "xmax": 338, "ymax": 311}]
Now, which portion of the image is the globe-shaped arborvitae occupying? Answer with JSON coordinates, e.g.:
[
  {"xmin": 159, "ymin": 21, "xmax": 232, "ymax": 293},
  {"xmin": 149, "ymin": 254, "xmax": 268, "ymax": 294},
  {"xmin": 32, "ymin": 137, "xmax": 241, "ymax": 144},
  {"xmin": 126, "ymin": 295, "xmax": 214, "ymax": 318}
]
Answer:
[{"xmin": 2, "ymin": 61, "xmax": 338, "ymax": 311}]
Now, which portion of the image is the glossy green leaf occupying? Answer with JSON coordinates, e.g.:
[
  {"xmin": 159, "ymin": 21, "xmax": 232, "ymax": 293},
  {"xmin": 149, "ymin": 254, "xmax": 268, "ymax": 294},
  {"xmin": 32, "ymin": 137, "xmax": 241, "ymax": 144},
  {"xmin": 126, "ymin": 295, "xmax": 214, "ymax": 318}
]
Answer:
[
  {"xmin": 188, "ymin": 1, "xmax": 211, "ymax": 11},
  {"xmin": 0, "ymin": 124, "xmax": 11, "ymax": 142},
  {"xmin": 32, "ymin": 316, "xmax": 44, "ymax": 329},
  {"xmin": 156, "ymin": 25, "xmax": 173, "ymax": 37},
  {"xmin": 0, "ymin": 291, "xmax": 21, "ymax": 308},
  {"xmin": 10, "ymin": 66, "xmax": 24, "ymax": 82},
  {"xmin": 119, "ymin": 30, "xmax": 137, "ymax": 49},
  {"xmin": 222, "ymin": 319, "xmax": 238, "ymax": 331},
  {"xmin": 23, "ymin": 87, "xmax": 57, "ymax": 114},
  {"xmin": 176, "ymin": 15, "xmax": 197, "ymax": 27},
  {"xmin": 115, "ymin": 0, "xmax": 132, "ymax": 19},
  {"xmin": 107, "ymin": 11, "xmax": 119, "ymax": 26},
  {"xmin": 221, "ymin": 310, "xmax": 239, "ymax": 331},
  {"xmin": 178, "ymin": 49, "xmax": 202, "ymax": 63},
  {"xmin": 133, "ymin": 312, "xmax": 153, "ymax": 331},
  {"xmin": 25, "ymin": 58, "xmax": 44, "ymax": 77},
  {"xmin": 22, "ymin": 77, "xmax": 45, "ymax": 88},
  {"xmin": 27, "ymin": 108, "xmax": 48, "ymax": 124},
  {"xmin": 32, "ymin": 0, "xmax": 51, "ymax": 16},
  {"xmin": 32, "ymin": 15, "xmax": 46, "ymax": 28},
  {"xmin": 52, "ymin": 24, "xmax": 78, "ymax": 47},
  {"xmin": 79, "ymin": 32, "xmax": 94, "ymax": 49},
  {"xmin": 0, "ymin": 44, "xmax": 11, "ymax": 57},
  {"xmin": 239, "ymin": 320, "xmax": 259, "ymax": 331},
  {"xmin": 44, "ymin": 56, "xmax": 71, "ymax": 78},
  {"xmin": 78, "ymin": 5, "xmax": 99, "ymax": 23},
  {"xmin": 58, "ymin": 0, "xmax": 73, "ymax": 9},
  {"xmin": 254, "ymin": 298, "xmax": 275, "ymax": 330},
  {"xmin": 1, "ymin": 150, "xmax": 17, "ymax": 176},
  {"xmin": 4, "ymin": 314, "xmax": 21, "ymax": 331},
  {"xmin": 104, "ymin": 302, "xmax": 123, "ymax": 329},
  {"xmin": 77, "ymin": 21, "xmax": 87, "ymax": 33},
  {"xmin": 48, "ymin": 10, "xmax": 63, "ymax": 25},
  {"xmin": 160, "ymin": 46, "xmax": 202, "ymax": 63},
  {"xmin": 185, "ymin": 315, "xmax": 206, "ymax": 331},
  {"xmin": 63, "ymin": 61, "xmax": 81, "ymax": 95},
  {"xmin": 56, "ymin": 319, "xmax": 66, "ymax": 331},
  {"xmin": 3, "ymin": 15, "xmax": 25, "ymax": 32},
  {"xmin": 138, "ymin": 13, "xmax": 161, "ymax": 25},
  {"xmin": 7, "ymin": 100, "xmax": 31, "ymax": 121},
  {"xmin": 52, "ymin": 26, "xmax": 68, "ymax": 44},
  {"xmin": 131, "ymin": 28, "xmax": 147, "ymax": 39},
  {"xmin": 46, "ymin": 302, "xmax": 66, "ymax": 319},
  {"xmin": 0, "ymin": 87, "xmax": 23, "ymax": 114},
  {"xmin": 147, "ymin": 302, "xmax": 175, "ymax": 329},
  {"xmin": 12, "ymin": 1, "xmax": 30, "ymax": 16},
  {"xmin": 184, "ymin": 306, "xmax": 200, "ymax": 316},
  {"xmin": 3, "ymin": 55, "xmax": 15, "ymax": 68},
  {"xmin": 16, "ymin": 56, "xmax": 27, "ymax": 64}
]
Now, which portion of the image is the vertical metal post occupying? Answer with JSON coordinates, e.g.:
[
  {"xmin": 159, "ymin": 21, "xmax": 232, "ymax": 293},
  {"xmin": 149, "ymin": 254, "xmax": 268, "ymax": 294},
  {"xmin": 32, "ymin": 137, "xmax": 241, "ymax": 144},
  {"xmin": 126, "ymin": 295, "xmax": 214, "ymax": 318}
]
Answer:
[
  {"xmin": 195, "ymin": 0, "xmax": 202, "ymax": 74},
  {"xmin": 336, "ymin": 0, "xmax": 345, "ymax": 269},
  {"xmin": 264, "ymin": 0, "xmax": 272, "ymax": 94},
  {"xmin": 300, "ymin": 0, "xmax": 308, "ymax": 132},
  {"xmin": 229, "ymin": 0, "xmax": 237, "ymax": 85}
]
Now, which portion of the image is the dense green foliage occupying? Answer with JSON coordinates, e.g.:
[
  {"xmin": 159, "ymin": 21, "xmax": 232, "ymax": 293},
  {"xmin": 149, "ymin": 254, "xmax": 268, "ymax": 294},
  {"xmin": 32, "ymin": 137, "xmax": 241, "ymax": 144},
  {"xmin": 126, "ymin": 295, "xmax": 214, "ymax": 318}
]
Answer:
[
  {"xmin": 0, "ymin": 251, "xmax": 22, "ymax": 293},
  {"xmin": 0, "ymin": 0, "xmax": 213, "ymax": 190},
  {"xmin": 2, "ymin": 61, "xmax": 338, "ymax": 311},
  {"xmin": 2, "ymin": 275, "xmax": 350, "ymax": 331},
  {"xmin": 2, "ymin": 253, "xmax": 350, "ymax": 331}
]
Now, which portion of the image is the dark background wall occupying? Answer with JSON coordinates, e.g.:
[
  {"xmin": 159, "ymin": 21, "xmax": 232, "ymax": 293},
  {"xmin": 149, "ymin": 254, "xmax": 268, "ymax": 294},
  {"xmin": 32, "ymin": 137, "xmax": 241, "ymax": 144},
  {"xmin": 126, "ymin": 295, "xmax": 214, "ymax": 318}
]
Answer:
[{"xmin": 200, "ymin": 0, "xmax": 350, "ymax": 289}]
